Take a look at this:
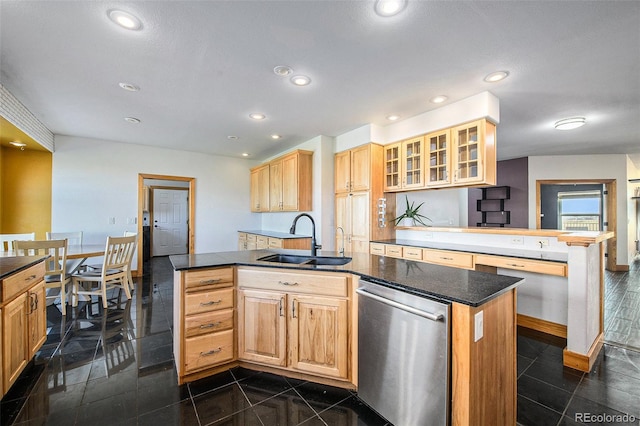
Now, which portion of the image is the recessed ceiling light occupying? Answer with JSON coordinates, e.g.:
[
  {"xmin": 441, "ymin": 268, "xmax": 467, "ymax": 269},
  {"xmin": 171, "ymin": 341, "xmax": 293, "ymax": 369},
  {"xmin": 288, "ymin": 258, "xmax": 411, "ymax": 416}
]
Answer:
[
  {"xmin": 227, "ymin": 135, "xmax": 239, "ymax": 140},
  {"xmin": 273, "ymin": 66, "xmax": 293, "ymax": 76},
  {"xmin": 430, "ymin": 95, "xmax": 448, "ymax": 104},
  {"xmin": 484, "ymin": 71, "xmax": 510, "ymax": 83},
  {"xmin": 124, "ymin": 117, "xmax": 141, "ymax": 123},
  {"xmin": 374, "ymin": 0, "xmax": 407, "ymax": 17},
  {"xmin": 386, "ymin": 115, "xmax": 400, "ymax": 121},
  {"xmin": 554, "ymin": 117, "xmax": 586, "ymax": 130},
  {"xmin": 249, "ymin": 113, "xmax": 266, "ymax": 120},
  {"xmin": 9, "ymin": 141, "xmax": 26, "ymax": 147},
  {"xmin": 242, "ymin": 153, "xmax": 250, "ymax": 157},
  {"xmin": 119, "ymin": 82, "xmax": 140, "ymax": 92},
  {"xmin": 271, "ymin": 134, "xmax": 282, "ymax": 140},
  {"xmin": 108, "ymin": 10, "xmax": 143, "ymax": 31},
  {"xmin": 290, "ymin": 75, "xmax": 311, "ymax": 86}
]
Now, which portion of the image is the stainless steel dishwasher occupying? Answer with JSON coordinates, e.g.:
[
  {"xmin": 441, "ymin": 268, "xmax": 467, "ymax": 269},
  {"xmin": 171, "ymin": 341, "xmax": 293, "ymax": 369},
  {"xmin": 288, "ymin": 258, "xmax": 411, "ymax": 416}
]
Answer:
[{"xmin": 357, "ymin": 280, "xmax": 450, "ymax": 426}]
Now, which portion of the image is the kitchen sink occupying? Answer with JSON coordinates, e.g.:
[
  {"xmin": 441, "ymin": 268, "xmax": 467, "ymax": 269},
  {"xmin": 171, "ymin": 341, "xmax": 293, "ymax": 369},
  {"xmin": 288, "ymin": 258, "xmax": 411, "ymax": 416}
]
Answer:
[{"xmin": 257, "ymin": 254, "xmax": 352, "ymax": 266}]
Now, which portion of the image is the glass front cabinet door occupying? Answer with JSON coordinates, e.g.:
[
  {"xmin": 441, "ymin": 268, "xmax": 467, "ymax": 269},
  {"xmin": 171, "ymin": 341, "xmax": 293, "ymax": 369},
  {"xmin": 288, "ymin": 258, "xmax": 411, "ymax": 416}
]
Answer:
[
  {"xmin": 401, "ymin": 136, "xmax": 425, "ymax": 190},
  {"xmin": 426, "ymin": 129, "xmax": 451, "ymax": 187},
  {"xmin": 384, "ymin": 143, "xmax": 401, "ymax": 191},
  {"xmin": 452, "ymin": 119, "xmax": 496, "ymax": 186}
]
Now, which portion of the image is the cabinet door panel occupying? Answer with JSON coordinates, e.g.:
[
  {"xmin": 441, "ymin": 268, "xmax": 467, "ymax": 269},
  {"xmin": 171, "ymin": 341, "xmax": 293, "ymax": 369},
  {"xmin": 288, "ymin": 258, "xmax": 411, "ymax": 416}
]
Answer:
[
  {"xmin": 3, "ymin": 293, "xmax": 28, "ymax": 391},
  {"xmin": 350, "ymin": 145, "xmax": 371, "ymax": 192},
  {"xmin": 334, "ymin": 151, "xmax": 351, "ymax": 194},
  {"xmin": 281, "ymin": 154, "xmax": 299, "ymax": 211},
  {"xmin": 238, "ymin": 289, "xmax": 287, "ymax": 366},
  {"xmin": 28, "ymin": 281, "xmax": 46, "ymax": 357},
  {"xmin": 350, "ymin": 192, "xmax": 370, "ymax": 253},
  {"xmin": 335, "ymin": 193, "xmax": 349, "ymax": 253},
  {"xmin": 289, "ymin": 295, "xmax": 348, "ymax": 379},
  {"xmin": 269, "ymin": 160, "xmax": 283, "ymax": 211}
]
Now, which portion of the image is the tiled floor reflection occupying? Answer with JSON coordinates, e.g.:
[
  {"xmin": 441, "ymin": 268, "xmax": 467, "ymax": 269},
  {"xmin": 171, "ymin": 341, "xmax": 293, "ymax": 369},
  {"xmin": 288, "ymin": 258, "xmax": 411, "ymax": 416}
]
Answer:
[
  {"xmin": 2, "ymin": 256, "xmax": 640, "ymax": 425},
  {"xmin": 604, "ymin": 259, "xmax": 640, "ymax": 349}
]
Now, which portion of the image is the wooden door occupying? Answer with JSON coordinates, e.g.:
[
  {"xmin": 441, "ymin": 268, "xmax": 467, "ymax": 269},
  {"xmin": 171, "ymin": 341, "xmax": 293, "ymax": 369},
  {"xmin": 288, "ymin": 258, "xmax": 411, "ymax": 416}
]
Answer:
[
  {"xmin": 426, "ymin": 130, "xmax": 452, "ymax": 187},
  {"xmin": 335, "ymin": 193, "xmax": 350, "ymax": 253},
  {"xmin": 28, "ymin": 281, "xmax": 47, "ymax": 357},
  {"xmin": 281, "ymin": 154, "xmax": 299, "ymax": 211},
  {"xmin": 350, "ymin": 191, "xmax": 370, "ymax": 253},
  {"xmin": 269, "ymin": 160, "xmax": 283, "ymax": 211},
  {"xmin": 3, "ymin": 293, "xmax": 28, "ymax": 392},
  {"xmin": 383, "ymin": 143, "xmax": 401, "ymax": 191},
  {"xmin": 402, "ymin": 136, "xmax": 425, "ymax": 189},
  {"xmin": 237, "ymin": 289, "xmax": 287, "ymax": 366},
  {"xmin": 334, "ymin": 150, "xmax": 351, "ymax": 194},
  {"xmin": 289, "ymin": 294, "xmax": 348, "ymax": 379},
  {"xmin": 350, "ymin": 145, "xmax": 371, "ymax": 192}
]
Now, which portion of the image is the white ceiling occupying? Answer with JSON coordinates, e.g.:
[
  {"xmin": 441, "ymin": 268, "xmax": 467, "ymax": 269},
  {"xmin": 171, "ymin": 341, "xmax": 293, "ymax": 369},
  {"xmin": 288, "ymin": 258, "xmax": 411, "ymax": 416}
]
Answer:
[{"xmin": 1, "ymin": 1, "xmax": 639, "ymax": 162}]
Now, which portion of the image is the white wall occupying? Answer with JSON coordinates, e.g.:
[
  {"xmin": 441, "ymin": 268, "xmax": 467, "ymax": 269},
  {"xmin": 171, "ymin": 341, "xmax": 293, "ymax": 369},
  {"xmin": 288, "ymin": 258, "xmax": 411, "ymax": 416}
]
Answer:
[
  {"xmin": 528, "ymin": 154, "xmax": 634, "ymax": 265},
  {"xmin": 52, "ymin": 135, "xmax": 260, "ymax": 254}
]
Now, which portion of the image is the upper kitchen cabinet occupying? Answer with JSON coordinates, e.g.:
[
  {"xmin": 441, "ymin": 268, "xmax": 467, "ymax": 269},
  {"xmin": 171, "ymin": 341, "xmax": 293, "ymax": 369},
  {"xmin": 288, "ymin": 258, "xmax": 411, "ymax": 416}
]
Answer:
[
  {"xmin": 426, "ymin": 129, "xmax": 452, "ymax": 187},
  {"xmin": 334, "ymin": 144, "xmax": 373, "ymax": 194},
  {"xmin": 451, "ymin": 119, "xmax": 496, "ymax": 187},
  {"xmin": 249, "ymin": 164, "xmax": 270, "ymax": 212},
  {"xmin": 250, "ymin": 150, "xmax": 313, "ymax": 213},
  {"xmin": 383, "ymin": 136, "xmax": 425, "ymax": 192}
]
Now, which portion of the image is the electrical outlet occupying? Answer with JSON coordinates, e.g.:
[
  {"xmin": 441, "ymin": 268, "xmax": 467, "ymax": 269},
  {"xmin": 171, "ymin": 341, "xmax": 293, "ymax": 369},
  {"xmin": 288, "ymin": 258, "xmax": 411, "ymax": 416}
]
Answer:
[
  {"xmin": 537, "ymin": 239, "xmax": 549, "ymax": 247},
  {"xmin": 474, "ymin": 311, "xmax": 484, "ymax": 342},
  {"xmin": 510, "ymin": 237, "xmax": 524, "ymax": 245},
  {"xmin": 108, "ymin": 217, "xmax": 116, "ymax": 225}
]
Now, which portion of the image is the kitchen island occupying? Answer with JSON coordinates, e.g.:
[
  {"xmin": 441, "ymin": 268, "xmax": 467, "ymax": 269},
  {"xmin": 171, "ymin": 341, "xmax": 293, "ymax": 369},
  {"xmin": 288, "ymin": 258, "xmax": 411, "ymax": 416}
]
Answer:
[{"xmin": 171, "ymin": 249, "xmax": 523, "ymax": 425}]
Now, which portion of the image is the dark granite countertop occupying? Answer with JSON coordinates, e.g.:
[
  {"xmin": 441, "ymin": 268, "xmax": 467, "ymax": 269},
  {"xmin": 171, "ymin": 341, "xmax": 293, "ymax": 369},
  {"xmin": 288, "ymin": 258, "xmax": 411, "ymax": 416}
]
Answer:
[
  {"xmin": 239, "ymin": 230, "xmax": 312, "ymax": 239},
  {"xmin": 170, "ymin": 249, "xmax": 523, "ymax": 307},
  {"xmin": 372, "ymin": 239, "xmax": 568, "ymax": 262},
  {"xmin": 0, "ymin": 256, "xmax": 48, "ymax": 280}
]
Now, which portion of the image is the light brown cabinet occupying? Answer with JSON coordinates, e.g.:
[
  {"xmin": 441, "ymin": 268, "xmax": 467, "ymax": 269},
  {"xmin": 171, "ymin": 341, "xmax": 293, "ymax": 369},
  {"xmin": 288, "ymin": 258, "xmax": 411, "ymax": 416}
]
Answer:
[
  {"xmin": 1, "ymin": 260, "xmax": 45, "ymax": 397},
  {"xmin": 451, "ymin": 119, "xmax": 496, "ymax": 186},
  {"xmin": 173, "ymin": 267, "xmax": 235, "ymax": 384},
  {"xmin": 237, "ymin": 268, "xmax": 350, "ymax": 380},
  {"xmin": 425, "ymin": 129, "xmax": 452, "ymax": 187},
  {"xmin": 383, "ymin": 136, "xmax": 425, "ymax": 192},
  {"xmin": 334, "ymin": 143, "xmax": 394, "ymax": 254},
  {"xmin": 237, "ymin": 232, "xmax": 311, "ymax": 251},
  {"xmin": 250, "ymin": 164, "xmax": 270, "ymax": 212}
]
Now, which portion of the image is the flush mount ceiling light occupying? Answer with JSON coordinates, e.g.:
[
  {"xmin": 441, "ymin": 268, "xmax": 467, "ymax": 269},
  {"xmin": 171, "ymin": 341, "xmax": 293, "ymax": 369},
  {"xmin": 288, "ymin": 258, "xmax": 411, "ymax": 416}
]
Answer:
[
  {"xmin": 227, "ymin": 135, "xmax": 239, "ymax": 140},
  {"xmin": 374, "ymin": 0, "xmax": 408, "ymax": 17},
  {"xmin": 290, "ymin": 75, "xmax": 311, "ymax": 86},
  {"xmin": 273, "ymin": 66, "xmax": 293, "ymax": 76},
  {"xmin": 430, "ymin": 95, "xmax": 448, "ymax": 104},
  {"xmin": 119, "ymin": 82, "xmax": 140, "ymax": 92},
  {"xmin": 242, "ymin": 153, "xmax": 250, "ymax": 157},
  {"xmin": 249, "ymin": 113, "xmax": 266, "ymax": 120},
  {"xmin": 271, "ymin": 134, "xmax": 282, "ymax": 140},
  {"xmin": 554, "ymin": 117, "xmax": 586, "ymax": 130},
  {"xmin": 484, "ymin": 71, "xmax": 510, "ymax": 83},
  {"xmin": 386, "ymin": 114, "xmax": 400, "ymax": 121},
  {"xmin": 9, "ymin": 141, "xmax": 26, "ymax": 147},
  {"xmin": 108, "ymin": 10, "xmax": 143, "ymax": 30},
  {"xmin": 124, "ymin": 116, "xmax": 141, "ymax": 123}
]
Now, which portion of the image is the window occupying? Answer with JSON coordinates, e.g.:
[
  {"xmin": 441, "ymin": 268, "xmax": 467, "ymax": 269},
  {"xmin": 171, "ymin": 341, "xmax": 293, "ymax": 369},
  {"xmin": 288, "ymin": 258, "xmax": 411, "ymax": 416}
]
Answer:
[{"xmin": 557, "ymin": 190, "xmax": 602, "ymax": 231}]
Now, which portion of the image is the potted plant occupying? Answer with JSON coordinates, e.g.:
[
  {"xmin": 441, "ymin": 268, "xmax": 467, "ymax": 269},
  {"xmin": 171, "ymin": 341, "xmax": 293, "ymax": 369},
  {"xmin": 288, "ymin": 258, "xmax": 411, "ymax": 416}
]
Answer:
[{"xmin": 393, "ymin": 195, "xmax": 432, "ymax": 227}]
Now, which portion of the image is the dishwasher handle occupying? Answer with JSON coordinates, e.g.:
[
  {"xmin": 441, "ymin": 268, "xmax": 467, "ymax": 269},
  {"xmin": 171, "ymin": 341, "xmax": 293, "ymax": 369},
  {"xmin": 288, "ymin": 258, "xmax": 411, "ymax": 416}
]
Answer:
[{"xmin": 356, "ymin": 288, "xmax": 444, "ymax": 322}]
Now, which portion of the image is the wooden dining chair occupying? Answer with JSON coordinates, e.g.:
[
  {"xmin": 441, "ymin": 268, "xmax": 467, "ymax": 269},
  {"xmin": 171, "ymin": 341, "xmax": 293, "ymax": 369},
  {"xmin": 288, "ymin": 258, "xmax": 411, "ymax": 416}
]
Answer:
[
  {"xmin": 14, "ymin": 239, "xmax": 71, "ymax": 315},
  {"xmin": 0, "ymin": 232, "xmax": 36, "ymax": 252},
  {"xmin": 46, "ymin": 231, "xmax": 83, "ymax": 246},
  {"xmin": 71, "ymin": 235, "xmax": 136, "ymax": 309},
  {"xmin": 88, "ymin": 231, "xmax": 138, "ymax": 292}
]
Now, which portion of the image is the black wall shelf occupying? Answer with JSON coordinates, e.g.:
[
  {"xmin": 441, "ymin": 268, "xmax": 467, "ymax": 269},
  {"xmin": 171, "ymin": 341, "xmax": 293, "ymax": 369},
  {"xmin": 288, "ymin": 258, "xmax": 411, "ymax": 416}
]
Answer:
[{"xmin": 477, "ymin": 186, "xmax": 511, "ymax": 227}]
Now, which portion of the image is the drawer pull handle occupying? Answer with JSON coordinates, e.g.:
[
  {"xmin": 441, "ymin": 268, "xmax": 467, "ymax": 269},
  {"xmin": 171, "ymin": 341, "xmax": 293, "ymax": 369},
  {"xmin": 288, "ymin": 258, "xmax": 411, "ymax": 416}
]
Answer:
[
  {"xmin": 507, "ymin": 263, "xmax": 525, "ymax": 268},
  {"xmin": 200, "ymin": 322, "xmax": 221, "ymax": 329},
  {"xmin": 200, "ymin": 299, "xmax": 222, "ymax": 306},
  {"xmin": 440, "ymin": 257, "xmax": 454, "ymax": 261},
  {"xmin": 279, "ymin": 281, "xmax": 299, "ymax": 286},
  {"xmin": 201, "ymin": 348, "xmax": 222, "ymax": 356},
  {"xmin": 199, "ymin": 279, "xmax": 221, "ymax": 285},
  {"xmin": 25, "ymin": 274, "xmax": 37, "ymax": 281}
]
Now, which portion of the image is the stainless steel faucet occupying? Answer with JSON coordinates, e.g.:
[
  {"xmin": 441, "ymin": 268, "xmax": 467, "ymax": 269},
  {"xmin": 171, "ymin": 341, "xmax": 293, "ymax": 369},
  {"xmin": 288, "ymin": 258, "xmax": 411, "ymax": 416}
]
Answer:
[
  {"xmin": 290, "ymin": 213, "xmax": 321, "ymax": 256},
  {"xmin": 337, "ymin": 226, "xmax": 345, "ymax": 256}
]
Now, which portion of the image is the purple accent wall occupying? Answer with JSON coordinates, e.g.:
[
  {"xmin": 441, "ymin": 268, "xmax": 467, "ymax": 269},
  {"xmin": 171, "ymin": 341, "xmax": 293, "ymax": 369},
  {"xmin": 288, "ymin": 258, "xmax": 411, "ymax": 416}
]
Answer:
[{"xmin": 468, "ymin": 157, "xmax": 529, "ymax": 228}]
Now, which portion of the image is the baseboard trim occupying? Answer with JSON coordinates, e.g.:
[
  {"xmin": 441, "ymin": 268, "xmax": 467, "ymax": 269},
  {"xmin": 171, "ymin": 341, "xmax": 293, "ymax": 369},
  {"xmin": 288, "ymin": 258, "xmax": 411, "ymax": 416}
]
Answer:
[
  {"xmin": 517, "ymin": 314, "xmax": 567, "ymax": 338},
  {"xmin": 563, "ymin": 333, "xmax": 604, "ymax": 372},
  {"xmin": 614, "ymin": 264, "xmax": 630, "ymax": 272}
]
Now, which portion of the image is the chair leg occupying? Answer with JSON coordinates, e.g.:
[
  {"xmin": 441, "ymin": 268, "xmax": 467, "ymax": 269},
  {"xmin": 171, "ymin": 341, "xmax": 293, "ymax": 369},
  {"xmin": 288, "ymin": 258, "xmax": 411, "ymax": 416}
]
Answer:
[
  {"xmin": 60, "ymin": 282, "xmax": 66, "ymax": 316},
  {"xmin": 71, "ymin": 279, "xmax": 79, "ymax": 307},
  {"xmin": 122, "ymin": 277, "xmax": 131, "ymax": 300},
  {"xmin": 101, "ymin": 282, "xmax": 109, "ymax": 309}
]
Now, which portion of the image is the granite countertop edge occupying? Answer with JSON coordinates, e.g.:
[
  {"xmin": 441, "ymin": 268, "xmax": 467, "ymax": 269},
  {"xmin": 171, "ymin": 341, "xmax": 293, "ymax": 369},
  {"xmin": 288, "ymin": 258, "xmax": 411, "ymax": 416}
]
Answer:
[
  {"xmin": 170, "ymin": 249, "xmax": 524, "ymax": 307},
  {"xmin": 0, "ymin": 256, "xmax": 49, "ymax": 280}
]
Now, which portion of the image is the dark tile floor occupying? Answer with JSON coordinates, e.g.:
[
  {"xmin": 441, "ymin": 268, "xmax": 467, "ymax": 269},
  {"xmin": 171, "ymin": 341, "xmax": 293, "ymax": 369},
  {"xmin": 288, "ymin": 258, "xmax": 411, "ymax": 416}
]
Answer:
[
  {"xmin": 604, "ymin": 259, "xmax": 640, "ymax": 350},
  {"xmin": 1, "ymin": 257, "xmax": 639, "ymax": 426}
]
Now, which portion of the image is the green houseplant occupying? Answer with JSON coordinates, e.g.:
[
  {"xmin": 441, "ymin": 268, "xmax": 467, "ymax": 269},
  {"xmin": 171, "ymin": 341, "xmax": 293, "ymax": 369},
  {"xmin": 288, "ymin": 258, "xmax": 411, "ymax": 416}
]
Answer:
[{"xmin": 393, "ymin": 195, "xmax": 432, "ymax": 227}]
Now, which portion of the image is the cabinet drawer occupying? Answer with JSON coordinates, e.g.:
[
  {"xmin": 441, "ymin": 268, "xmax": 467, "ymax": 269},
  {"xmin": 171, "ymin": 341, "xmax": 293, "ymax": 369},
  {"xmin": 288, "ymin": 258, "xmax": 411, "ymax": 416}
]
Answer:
[
  {"xmin": 246, "ymin": 234, "xmax": 257, "ymax": 243},
  {"xmin": 184, "ymin": 329, "xmax": 234, "ymax": 372},
  {"xmin": 370, "ymin": 243, "xmax": 385, "ymax": 255},
  {"xmin": 403, "ymin": 247, "xmax": 424, "ymax": 260},
  {"xmin": 185, "ymin": 288, "xmax": 234, "ymax": 315},
  {"xmin": 185, "ymin": 308, "xmax": 234, "ymax": 338},
  {"xmin": 184, "ymin": 268, "xmax": 233, "ymax": 290},
  {"xmin": 268, "ymin": 238, "xmax": 283, "ymax": 248},
  {"xmin": 423, "ymin": 249, "xmax": 474, "ymax": 269},
  {"xmin": 238, "ymin": 232, "xmax": 247, "ymax": 242},
  {"xmin": 474, "ymin": 254, "xmax": 567, "ymax": 277},
  {"xmin": 238, "ymin": 269, "xmax": 348, "ymax": 298},
  {"xmin": 384, "ymin": 245, "xmax": 403, "ymax": 258},
  {"xmin": 2, "ymin": 262, "xmax": 45, "ymax": 302},
  {"xmin": 257, "ymin": 236, "xmax": 269, "ymax": 249}
]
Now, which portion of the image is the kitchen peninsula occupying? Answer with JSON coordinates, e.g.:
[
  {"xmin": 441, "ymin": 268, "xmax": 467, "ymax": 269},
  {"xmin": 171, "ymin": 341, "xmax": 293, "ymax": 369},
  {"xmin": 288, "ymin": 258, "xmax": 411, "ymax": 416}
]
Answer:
[{"xmin": 171, "ymin": 249, "xmax": 523, "ymax": 425}]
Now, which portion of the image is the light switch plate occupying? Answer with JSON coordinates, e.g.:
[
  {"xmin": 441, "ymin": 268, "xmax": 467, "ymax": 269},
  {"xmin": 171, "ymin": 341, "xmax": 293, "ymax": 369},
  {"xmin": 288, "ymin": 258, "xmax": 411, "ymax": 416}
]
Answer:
[{"xmin": 474, "ymin": 311, "xmax": 484, "ymax": 342}]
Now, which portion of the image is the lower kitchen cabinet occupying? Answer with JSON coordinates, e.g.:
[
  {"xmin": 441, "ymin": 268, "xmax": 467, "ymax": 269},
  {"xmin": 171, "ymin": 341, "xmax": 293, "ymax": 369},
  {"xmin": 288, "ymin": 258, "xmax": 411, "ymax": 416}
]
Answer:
[
  {"xmin": 3, "ymin": 293, "xmax": 29, "ymax": 392},
  {"xmin": 237, "ymin": 268, "xmax": 351, "ymax": 381},
  {"xmin": 237, "ymin": 232, "xmax": 311, "ymax": 251}
]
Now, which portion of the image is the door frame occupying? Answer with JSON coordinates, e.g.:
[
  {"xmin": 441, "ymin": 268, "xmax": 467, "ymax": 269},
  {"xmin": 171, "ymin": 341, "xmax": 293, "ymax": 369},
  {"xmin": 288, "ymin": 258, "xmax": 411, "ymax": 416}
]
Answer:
[
  {"xmin": 536, "ymin": 179, "xmax": 617, "ymax": 271},
  {"xmin": 137, "ymin": 173, "xmax": 195, "ymax": 276}
]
